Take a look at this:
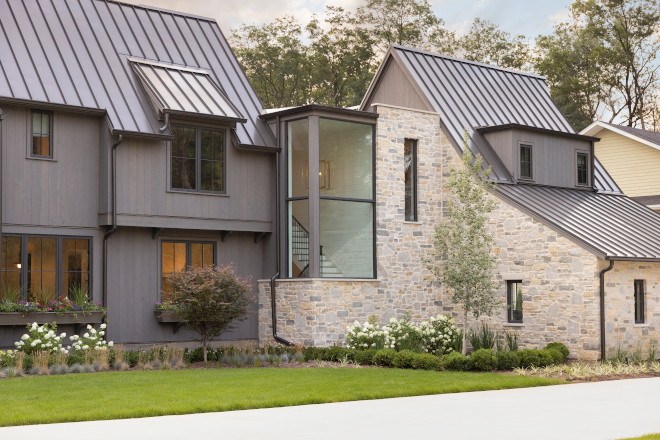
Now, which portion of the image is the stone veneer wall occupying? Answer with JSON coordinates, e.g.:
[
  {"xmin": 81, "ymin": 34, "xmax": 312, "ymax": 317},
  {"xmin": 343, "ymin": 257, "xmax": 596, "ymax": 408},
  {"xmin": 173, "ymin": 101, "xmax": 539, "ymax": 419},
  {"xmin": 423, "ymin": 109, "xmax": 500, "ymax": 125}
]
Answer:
[{"xmin": 258, "ymin": 104, "xmax": 660, "ymax": 359}]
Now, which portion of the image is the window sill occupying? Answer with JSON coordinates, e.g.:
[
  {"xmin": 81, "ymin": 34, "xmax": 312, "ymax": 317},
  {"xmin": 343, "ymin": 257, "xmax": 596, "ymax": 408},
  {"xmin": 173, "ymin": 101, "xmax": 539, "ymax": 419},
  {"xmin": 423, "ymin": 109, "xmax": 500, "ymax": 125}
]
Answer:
[
  {"xmin": 167, "ymin": 190, "xmax": 229, "ymax": 198},
  {"xmin": 502, "ymin": 323, "xmax": 524, "ymax": 327},
  {"xmin": 403, "ymin": 221, "xmax": 422, "ymax": 225},
  {"xmin": 633, "ymin": 323, "xmax": 651, "ymax": 328},
  {"xmin": 26, "ymin": 156, "xmax": 56, "ymax": 162}
]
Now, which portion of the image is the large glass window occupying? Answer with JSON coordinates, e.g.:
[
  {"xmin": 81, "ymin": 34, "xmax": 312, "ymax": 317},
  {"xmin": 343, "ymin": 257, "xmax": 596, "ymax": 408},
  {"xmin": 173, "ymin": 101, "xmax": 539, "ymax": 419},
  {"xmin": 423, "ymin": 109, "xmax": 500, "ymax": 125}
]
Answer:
[
  {"xmin": 404, "ymin": 139, "xmax": 417, "ymax": 221},
  {"xmin": 287, "ymin": 119, "xmax": 310, "ymax": 277},
  {"xmin": 161, "ymin": 241, "xmax": 215, "ymax": 301},
  {"xmin": 507, "ymin": 280, "xmax": 523, "ymax": 323},
  {"xmin": 31, "ymin": 110, "xmax": 52, "ymax": 158},
  {"xmin": 520, "ymin": 144, "xmax": 532, "ymax": 179},
  {"xmin": 634, "ymin": 280, "xmax": 645, "ymax": 324},
  {"xmin": 0, "ymin": 235, "xmax": 91, "ymax": 302},
  {"xmin": 577, "ymin": 152, "xmax": 588, "ymax": 186},
  {"xmin": 288, "ymin": 200, "xmax": 309, "ymax": 278},
  {"xmin": 171, "ymin": 124, "xmax": 225, "ymax": 193}
]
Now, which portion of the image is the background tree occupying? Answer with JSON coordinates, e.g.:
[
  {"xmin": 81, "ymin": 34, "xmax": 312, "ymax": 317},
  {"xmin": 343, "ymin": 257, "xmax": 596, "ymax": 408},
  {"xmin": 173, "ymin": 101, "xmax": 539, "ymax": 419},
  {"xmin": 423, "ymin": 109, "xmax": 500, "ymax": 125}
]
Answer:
[
  {"xmin": 458, "ymin": 18, "xmax": 530, "ymax": 71},
  {"xmin": 426, "ymin": 137, "xmax": 500, "ymax": 355},
  {"xmin": 168, "ymin": 265, "xmax": 255, "ymax": 364}
]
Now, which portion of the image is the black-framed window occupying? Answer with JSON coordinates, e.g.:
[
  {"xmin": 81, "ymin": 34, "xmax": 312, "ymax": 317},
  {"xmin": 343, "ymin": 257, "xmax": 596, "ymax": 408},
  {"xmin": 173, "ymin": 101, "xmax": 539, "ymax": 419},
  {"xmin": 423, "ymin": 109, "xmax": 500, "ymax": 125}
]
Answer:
[
  {"xmin": 404, "ymin": 139, "xmax": 417, "ymax": 221},
  {"xmin": 171, "ymin": 124, "xmax": 225, "ymax": 193},
  {"xmin": 634, "ymin": 279, "xmax": 645, "ymax": 324},
  {"xmin": 520, "ymin": 144, "xmax": 532, "ymax": 179},
  {"xmin": 507, "ymin": 280, "xmax": 523, "ymax": 323},
  {"xmin": 576, "ymin": 152, "xmax": 588, "ymax": 186},
  {"xmin": 31, "ymin": 110, "xmax": 53, "ymax": 158},
  {"xmin": 161, "ymin": 240, "xmax": 215, "ymax": 301},
  {"xmin": 0, "ymin": 234, "xmax": 91, "ymax": 302}
]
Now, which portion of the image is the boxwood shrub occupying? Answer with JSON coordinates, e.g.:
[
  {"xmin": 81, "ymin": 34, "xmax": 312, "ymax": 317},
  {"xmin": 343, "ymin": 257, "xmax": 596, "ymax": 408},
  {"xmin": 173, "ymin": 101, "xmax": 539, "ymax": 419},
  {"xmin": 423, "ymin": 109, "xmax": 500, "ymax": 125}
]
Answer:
[
  {"xmin": 541, "ymin": 348, "xmax": 564, "ymax": 366},
  {"xmin": 471, "ymin": 349, "xmax": 497, "ymax": 371},
  {"xmin": 354, "ymin": 349, "xmax": 377, "ymax": 365},
  {"xmin": 392, "ymin": 349, "xmax": 416, "ymax": 369},
  {"xmin": 373, "ymin": 348, "xmax": 397, "ymax": 367},
  {"xmin": 518, "ymin": 348, "xmax": 541, "ymax": 368},
  {"xmin": 545, "ymin": 342, "xmax": 569, "ymax": 362},
  {"xmin": 442, "ymin": 352, "xmax": 471, "ymax": 371},
  {"xmin": 495, "ymin": 350, "xmax": 520, "ymax": 370},
  {"xmin": 412, "ymin": 353, "xmax": 440, "ymax": 371}
]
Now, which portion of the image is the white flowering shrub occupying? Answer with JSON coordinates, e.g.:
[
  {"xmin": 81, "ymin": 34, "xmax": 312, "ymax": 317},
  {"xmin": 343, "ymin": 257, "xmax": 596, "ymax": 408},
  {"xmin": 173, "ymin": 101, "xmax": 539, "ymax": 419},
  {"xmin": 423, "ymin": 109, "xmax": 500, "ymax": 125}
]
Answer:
[
  {"xmin": 14, "ymin": 322, "xmax": 67, "ymax": 354},
  {"xmin": 345, "ymin": 314, "xmax": 459, "ymax": 355},
  {"xmin": 70, "ymin": 323, "xmax": 113, "ymax": 351},
  {"xmin": 345, "ymin": 316, "xmax": 386, "ymax": 350}
]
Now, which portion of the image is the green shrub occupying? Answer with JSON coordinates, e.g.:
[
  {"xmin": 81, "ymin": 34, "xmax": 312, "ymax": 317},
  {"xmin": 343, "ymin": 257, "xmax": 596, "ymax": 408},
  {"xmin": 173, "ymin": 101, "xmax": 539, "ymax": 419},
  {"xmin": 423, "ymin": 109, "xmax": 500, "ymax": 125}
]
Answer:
[
  {"xmin": 354, "ymin": 349, "xmax": 377, "ymax": 365},
  {"xmin": 392, "ymin": 349, "xmax": 416, "ymax": 369},
  {"xmin": 373, "ymin": 348, "xmax": 396, "ymax": 367},
  {"xmin": 412, "ymin": 353, "xmax": 440, "ymax": 370},
  {"xmin": 538, "ymin": 349, "xmax": 554, "ymax": 367},
  {"xmin": 442, "ymin": 352, "xmax": 470, "ymax": 371},
  {"xmin": 470, "ymin": 349, "xmax": 497, "ymax": 371},
  {"xmin": 468, "ymin": 322, "xmax": 496, "ymax": 351},
  {"xmin": 541, "ymin": 348, "xmax": 564, "ymax": 366},
  {"xmin": 518, "ymin": 349, "xmax": 541, "ymax": 368},
  {"xmin": 327, "ymin": 346, "xmax": 346, "ymax": 361},
  {"xmin": 545, "ymin": 342, "xmax": 569, "ymax": 362},
  {"xmin": 495, "ymin": 350, "xmax": 520, "ymax": 370}
]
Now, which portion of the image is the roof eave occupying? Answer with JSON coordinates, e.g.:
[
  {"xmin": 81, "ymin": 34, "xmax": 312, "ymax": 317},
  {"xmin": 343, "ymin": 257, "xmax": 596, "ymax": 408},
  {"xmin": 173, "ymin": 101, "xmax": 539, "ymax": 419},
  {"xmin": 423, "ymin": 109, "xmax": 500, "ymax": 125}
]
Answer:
[
  {"xmin": 259, "ymin": 104, "xmax": 379, "ymax": 120},
  {"xmin": 164, "ymin": 109, "xmax": 247, "ymax": 124},
  {"xmin": 477, "ymin": 124, "xmax": 600, "ymax": 142}
]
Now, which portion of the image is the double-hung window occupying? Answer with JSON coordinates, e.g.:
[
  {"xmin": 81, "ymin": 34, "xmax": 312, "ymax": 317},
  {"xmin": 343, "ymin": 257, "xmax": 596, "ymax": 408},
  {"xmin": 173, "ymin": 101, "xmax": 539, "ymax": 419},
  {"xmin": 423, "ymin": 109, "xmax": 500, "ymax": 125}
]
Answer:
[
  {"xmin": 507, "ymin": 280, "xmax": 523, "ymax": 323},
  {"xmin": 404, "ymin": 139, "xmax": 417, "ymax": 221},
  {"xmin": 634, "ymin": 280, "xmax": 645, "ymax": 324},
  {"xmin": 31, "ymin": 110, "xmax": 53, "ymax": 158},
  {"xmin": 161, "ymin": 241, "xmax": 215, "ymax": 301},
  {"xmin": 171, "ymin": 124, "xmax": 225, "ymax": 193},
  {"xmin": 576, "ymin": 152, "xmax": 589, "ymax": 186},
  {"xmin": 519, "ymin": 144, "xmax": 532, "ymax": 180},
  {"xmin": 0, "ymin": 235, "xmax": 90, "ymax": 302}
]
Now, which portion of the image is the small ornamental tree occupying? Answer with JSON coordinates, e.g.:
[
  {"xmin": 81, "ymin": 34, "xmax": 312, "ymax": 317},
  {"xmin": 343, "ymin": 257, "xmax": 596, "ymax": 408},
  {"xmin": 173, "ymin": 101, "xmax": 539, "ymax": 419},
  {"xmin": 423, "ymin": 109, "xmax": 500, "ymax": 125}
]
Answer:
[
  {"xmin": 168, "ymin": 265, "xmax": 255, "ymax": 364},
  {"xmin": 426, "ymin": 133, "xmax": 501, "ymax": 355}
]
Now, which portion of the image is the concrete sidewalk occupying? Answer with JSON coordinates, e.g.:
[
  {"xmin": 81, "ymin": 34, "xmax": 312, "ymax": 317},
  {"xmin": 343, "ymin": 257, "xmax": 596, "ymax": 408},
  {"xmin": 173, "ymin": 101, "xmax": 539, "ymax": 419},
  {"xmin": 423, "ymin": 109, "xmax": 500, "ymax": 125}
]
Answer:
[{"xmin": 2, "ymin": 378, "xmax": 659, "ymax": 440}]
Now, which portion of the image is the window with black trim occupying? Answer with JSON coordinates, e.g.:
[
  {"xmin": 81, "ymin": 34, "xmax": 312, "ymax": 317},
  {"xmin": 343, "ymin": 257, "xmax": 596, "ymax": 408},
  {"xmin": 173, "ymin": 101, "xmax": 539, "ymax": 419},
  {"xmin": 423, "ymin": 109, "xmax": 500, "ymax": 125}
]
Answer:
[
  {"xmin": 31, "ymin": 110, "xmax": 53, "ymax": 158},
  {"xmin": 161, "ymin": 240, "xmax": 215, "ymax": 300},
  {"xmin": 519, "ymin": 144, "xmax": 532, "ymax": 179},
  {"xmin": 634, "ymin": 279, "xmax": 645, "ymax": 324},
  {"xmin": 507, "ymin": 280, "xmax": 523, "ymax": 323},
  {"xmin": 576, "ymin": 152, "xmax": 588, "ymax": 186},
  {"xmin": 171, "ymin": 124, "xmax": 225, "ymax": 193},
  {"xmin": 0, "ymin": 235, "xmax": 90, "ymax": 302},
  {"xmin": 404, "ymin": 139, "xmax": 417, "ymax": 221}
]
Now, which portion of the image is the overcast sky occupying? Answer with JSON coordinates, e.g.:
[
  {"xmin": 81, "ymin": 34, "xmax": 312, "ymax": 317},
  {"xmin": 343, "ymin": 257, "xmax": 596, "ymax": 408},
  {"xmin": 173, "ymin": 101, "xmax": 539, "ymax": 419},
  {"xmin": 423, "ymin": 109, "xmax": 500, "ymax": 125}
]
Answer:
[{"xmin": 126, "ymin": 0, "xmax": 573, "ymax": 39}]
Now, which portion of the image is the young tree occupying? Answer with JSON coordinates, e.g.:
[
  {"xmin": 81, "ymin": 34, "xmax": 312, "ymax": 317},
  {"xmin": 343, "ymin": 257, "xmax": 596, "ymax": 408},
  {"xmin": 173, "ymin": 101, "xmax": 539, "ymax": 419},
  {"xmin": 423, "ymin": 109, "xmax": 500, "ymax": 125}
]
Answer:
[
  {"xmin": 168, "ymin": 265, "xmax": 255, "ymax": 364},
  {"xmin": 459, "ymin": 18, "xmax": 531, "ymax": 71},
  {"xmin": 426, "ymin": 135, "xmax": 500, "ymax": 355}
]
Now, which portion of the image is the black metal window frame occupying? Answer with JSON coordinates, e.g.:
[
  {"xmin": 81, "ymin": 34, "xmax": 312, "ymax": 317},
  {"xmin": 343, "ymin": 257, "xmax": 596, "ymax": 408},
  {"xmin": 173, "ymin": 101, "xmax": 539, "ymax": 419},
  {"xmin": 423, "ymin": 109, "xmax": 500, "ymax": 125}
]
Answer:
[
  {"xmin": 519, "ymin": 143, "xmax": 533, "ymax": 180},
  {"xmin": 404, "ymin": 138, "xmax": 418, "ymax": 222},
  {"xmin": 159, "ymin": 239, "xmax": 216, "ymax": 301},
  {"xmin": 169, "ymin": 123, "xmax": 227, "ymax": 194},
  {"xmin": 507, "ymin": 280, "xmax": 523, "ymax": 323},
  {"xmin": 284, "ymin": 115, "xmax": 377, "ymax": 280},
  {"xmin": 0, "ymin": 233, "xmax": 92, "ymax": 301},
  {"xmin": 634, "ymin": 279, "xmax": 645, "ymax": 324},
  {"xmin": 30, "ymin": 109, "xmax": 54, "ymax": 159},
  {"xmin": 576, "ymin": 150, "xmax": 589, "ymax": 187}
]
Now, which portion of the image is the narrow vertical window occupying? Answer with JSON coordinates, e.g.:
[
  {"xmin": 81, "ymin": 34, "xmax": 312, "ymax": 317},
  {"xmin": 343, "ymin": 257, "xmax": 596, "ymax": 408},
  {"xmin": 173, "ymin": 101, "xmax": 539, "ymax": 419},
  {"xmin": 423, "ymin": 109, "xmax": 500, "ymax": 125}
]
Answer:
[
  {"xmin": 507, "ymin": 280, "xmax": 523, "ymax": 323},
  {"xmin": 634, "ymin": 280, "xmax": 645, "ymax": 324},
  {"xmin": 1, "ymin": 236, "xmax": 22, "ymax": 300},
  {"xmin": 27, "ymin": 237, "xmax": 57, "ymax": 302},
  {"xmin": 520, "ymin": 144, "xmax": 532, "ymax": 179},
  {"xmin": 171, "ymin": 125, "xmax": 197, "ymax": 190},
  {"xmin": 200, "ymin": 129, "xmax": 224, "ymax": 192},
  {"xmin": 31, "ymin": 110, "xmax": 52, "ymax": 158},
  {"xmin": 62, "ymin": 238, "xmax": 90, "ymax": 299},
  {"xmin": 404, "ymin": 139, "xmax": 417, "ymax": 221},
  {"xmin": 576, "ymin": 152, "xmax": 588, "ymax": 186}
]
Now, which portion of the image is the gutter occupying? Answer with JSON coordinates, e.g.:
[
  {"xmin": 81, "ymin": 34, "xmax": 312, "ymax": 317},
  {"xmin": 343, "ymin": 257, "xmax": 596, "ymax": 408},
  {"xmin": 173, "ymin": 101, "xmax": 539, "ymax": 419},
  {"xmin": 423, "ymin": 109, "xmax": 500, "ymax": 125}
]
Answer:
[
  {"xmin": 600, "ymin": 260, "xmax": 615, "ymax": 361},
  {"xmin": 270, "ymin": 114, "xmax": 292, "ymax": 346},
  {"xmin": 103, "ymin": 135, "xmax": 123, "ymax": 307}
]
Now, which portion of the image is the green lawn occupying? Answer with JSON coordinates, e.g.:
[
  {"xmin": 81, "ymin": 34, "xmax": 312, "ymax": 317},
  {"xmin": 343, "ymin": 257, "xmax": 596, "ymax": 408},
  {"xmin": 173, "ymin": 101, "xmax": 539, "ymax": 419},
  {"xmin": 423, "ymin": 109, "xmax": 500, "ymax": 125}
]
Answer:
[
  {"xmin": 0, "ymin": 368, "xmax": 564, "ymax": 427},
  {"xmin": 618, "ymin": 435, "xmax": 660, "ymax": 440}
]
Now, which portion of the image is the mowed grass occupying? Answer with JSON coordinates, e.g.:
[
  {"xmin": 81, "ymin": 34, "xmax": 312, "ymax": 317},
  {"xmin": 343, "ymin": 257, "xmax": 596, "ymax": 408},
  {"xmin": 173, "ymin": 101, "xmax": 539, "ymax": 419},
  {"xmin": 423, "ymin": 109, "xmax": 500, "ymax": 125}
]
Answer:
[
  {"xmin": 618, "ymin": 435, "xmax": 660, "ymax": 440},
  {"xmin": 0, "ymin": 368, "xmax": 564, "ymax": 427}
]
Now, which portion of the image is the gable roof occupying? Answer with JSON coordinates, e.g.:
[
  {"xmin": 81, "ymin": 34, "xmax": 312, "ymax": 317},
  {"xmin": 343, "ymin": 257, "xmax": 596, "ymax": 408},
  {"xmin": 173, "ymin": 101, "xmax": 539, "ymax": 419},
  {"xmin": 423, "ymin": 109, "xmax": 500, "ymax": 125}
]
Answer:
[
  {"xmin": 581, "ymin": 121, "xmax": 660, "ymax": 152},
  {"xmin": 0, "ymin": 0, "xmax": 272, "ymax": 147}
]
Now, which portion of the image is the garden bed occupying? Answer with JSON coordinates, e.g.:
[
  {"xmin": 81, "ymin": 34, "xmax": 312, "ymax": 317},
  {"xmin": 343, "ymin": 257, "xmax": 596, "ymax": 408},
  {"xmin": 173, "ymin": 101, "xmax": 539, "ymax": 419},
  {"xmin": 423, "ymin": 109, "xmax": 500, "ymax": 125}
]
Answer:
[{"xmin": 0, "ymin": 311, "xmax": 105, "ymax": 327}]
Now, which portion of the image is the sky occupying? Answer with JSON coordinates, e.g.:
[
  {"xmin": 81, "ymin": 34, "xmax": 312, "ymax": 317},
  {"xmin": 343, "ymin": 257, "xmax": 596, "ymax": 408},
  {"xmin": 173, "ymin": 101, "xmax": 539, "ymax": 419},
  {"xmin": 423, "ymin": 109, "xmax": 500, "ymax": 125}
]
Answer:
[{"xmin": 123, "ymin": 0, "xmax": 574, "ymax": 39}]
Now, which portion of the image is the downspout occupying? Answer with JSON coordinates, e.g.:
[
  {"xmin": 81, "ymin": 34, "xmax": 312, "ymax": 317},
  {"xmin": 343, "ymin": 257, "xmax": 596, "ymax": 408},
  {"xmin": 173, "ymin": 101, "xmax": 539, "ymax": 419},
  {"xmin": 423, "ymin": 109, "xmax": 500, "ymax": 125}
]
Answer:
[
  {"xmin": 0, "ymin": 108, "xmax": 4, "ymax": 278},
  {"xmin": 600, "ymin": 260, "xmax": 614, "ymax": 361},
  {"xmin": 271, "ymin": 114, "xmax": 292, "ymax": 346},
  {"xmin": 102, "ymin": 134, "xmax": 123, "ymax": 307},
  {"xmin": 159, "ymin": 113, "xmax": 169, "ymax": 133}
]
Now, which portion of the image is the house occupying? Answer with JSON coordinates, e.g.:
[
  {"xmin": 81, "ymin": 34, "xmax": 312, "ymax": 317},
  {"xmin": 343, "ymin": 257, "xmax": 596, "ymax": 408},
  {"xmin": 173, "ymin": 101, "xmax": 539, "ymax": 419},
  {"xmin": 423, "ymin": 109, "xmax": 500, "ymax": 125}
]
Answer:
[
  {"xmin": 1, "ymin": 2, "xmax": 658, "ymax": 360},
  {"xmin": 581, "ymin": 121, "xmax": 660, "ymax": 212}
]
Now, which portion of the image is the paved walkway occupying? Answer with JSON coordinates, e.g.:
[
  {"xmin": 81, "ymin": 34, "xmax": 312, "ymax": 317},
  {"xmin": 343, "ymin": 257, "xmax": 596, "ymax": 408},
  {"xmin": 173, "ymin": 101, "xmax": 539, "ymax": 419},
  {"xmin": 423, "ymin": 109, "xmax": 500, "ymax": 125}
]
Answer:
[{"xmin": 2, "ymin": 378, "xmax": 660, "ymax": 440}]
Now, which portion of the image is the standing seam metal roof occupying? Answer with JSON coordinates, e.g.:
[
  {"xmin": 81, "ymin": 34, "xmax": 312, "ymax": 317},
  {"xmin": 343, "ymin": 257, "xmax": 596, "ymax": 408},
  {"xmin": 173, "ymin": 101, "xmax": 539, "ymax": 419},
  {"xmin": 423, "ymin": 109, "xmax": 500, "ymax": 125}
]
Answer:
[{"xmin": 0, "ymin": 0, "xmax": 271, "ymax": 146}]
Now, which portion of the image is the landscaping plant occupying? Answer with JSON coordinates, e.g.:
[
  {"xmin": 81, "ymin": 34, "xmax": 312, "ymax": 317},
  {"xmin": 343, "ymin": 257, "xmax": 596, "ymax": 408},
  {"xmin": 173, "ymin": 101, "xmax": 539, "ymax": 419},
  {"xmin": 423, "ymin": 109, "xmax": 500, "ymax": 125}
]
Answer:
[
  {"xmin": 14, "ymin": 322, "xmax": 67, "ymax": 354},
  {"xmin": 471, "ymin": 348, "xmax": 497, "ymax": 371},
  {"xmin": 168, "ymin": 265, "xmax": 255, "ymax": 363},
  {"xmin": 425, "ymin": 139, "xmax": 501, "ymax": 355},
  {"xmin": 69, "ymin": 323, "xmax": 112, "ymax": 352}
]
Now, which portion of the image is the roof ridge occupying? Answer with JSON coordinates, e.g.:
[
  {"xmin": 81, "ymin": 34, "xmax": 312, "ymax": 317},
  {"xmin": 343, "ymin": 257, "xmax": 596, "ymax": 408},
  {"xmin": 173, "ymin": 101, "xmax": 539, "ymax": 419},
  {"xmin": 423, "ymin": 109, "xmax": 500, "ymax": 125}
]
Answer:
[
  {"xmin": 391, "ymin": 44, "xmax": 546, "ymax": 80},
  {"xmin": 102, "ymin": 0, "xmax": 217, "ymax": 23}
]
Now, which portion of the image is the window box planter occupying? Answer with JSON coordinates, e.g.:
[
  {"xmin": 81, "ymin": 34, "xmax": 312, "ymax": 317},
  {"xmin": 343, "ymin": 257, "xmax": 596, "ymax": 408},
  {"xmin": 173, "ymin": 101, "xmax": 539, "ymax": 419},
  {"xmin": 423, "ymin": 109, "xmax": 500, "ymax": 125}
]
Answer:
[
  {"xmin": 154, "ymin": 310, "xmax": 186, "ymax": 334},
  {"xmin": 0, "ymin": 311, "xmax": 105, "ymax": 334}
]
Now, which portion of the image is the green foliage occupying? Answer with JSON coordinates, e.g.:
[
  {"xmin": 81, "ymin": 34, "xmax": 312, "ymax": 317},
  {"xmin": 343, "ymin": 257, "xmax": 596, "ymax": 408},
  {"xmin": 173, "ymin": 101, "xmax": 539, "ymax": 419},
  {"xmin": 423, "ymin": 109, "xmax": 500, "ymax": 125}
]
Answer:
[
  {"xmin": 545, "ymin": 342, "xmax": 569, "ymax": 362},
  {"xmin": 496, "ymin": 350, "xmax": 520, "ymax": 370},
  {"xmin": 451, "ymin": 328, "xmax": 464, "ymax": 354},
  {"xmin": 412, "ymin": 353, "xmax": 441, "ymax": 370},
  {"xmin": 67, "ymin": 284, "xmax": 89, "ymax": 306},
  {"xmin": 468, "ymin": 322, "xmax": 496, "ymax": 351},
  {"xmin": 392, "ymin": 349, "xmax": 416, "ymax": 369},
  {"xmin": 373, "ymin": 348, "xmax": 397, "ymax": 366},
  {"xmin": 355, "ymin": 349, "xmax": 377, "ymax": 365},
  {"xmin": 470, "ymin": 349, "xmax": 497, "ymax": 371},
  {"xmin": 518, "ymin": 349, "xmax": 542, "ymax": 368},
  {"xmin": 1, "ymin": 284, "xmax": 22, "ymax": 303},
  {"xmin": 14, "ymin": 322, "xmax": 66, "ymax": 354},
  {"xmin": 345, "ymin": 315, "xmax": 386, "ymax": 350},
  {"xmin": 442, "ymin": 352, "xmax": 471, "ymax": 371},
  {"xmin": 169, "ymin": 265, "xmax": 255, "ymax": 363},
  {"xmin": 504, "ymin": 331, "xmax": 520, "ymax": 352},
  {"xmin": 459, "ymin": 18, "xmax": 530, "ymax": 70},
  {"xmin": 541, "ymin": 348, "xmax": 564, "ymax": 366}
]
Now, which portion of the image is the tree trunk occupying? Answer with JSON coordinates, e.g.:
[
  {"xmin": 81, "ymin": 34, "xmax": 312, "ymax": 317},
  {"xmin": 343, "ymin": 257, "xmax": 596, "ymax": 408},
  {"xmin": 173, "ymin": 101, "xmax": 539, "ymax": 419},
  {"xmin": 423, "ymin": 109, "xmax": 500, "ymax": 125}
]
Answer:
[
  {"xmin": 462, "ymin": 309, "xmax": 468, "ymax": 356},
  {"xmin": 203, "ymin": 337, "xmax": 208, "ymax": 365}
]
